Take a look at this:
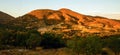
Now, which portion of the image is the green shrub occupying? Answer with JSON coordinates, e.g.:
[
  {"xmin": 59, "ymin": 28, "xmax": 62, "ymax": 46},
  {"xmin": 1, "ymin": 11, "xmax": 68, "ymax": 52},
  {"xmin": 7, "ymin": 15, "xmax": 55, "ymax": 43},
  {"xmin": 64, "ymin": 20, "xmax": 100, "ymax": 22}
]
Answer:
[
  {"xmin": 104, "ymin": 35, "xmax": 120, "ymax": 55},
  {"xmin": 67, "ymin": 35, "xmax": 103, "ymax": 55},
  {"xmin": 67, "ymin": 36, "xmax": 86, "ymax": 55},
  {"xmin": 40, "ymin": 32, "xmax": 65, "ymax": 49}
]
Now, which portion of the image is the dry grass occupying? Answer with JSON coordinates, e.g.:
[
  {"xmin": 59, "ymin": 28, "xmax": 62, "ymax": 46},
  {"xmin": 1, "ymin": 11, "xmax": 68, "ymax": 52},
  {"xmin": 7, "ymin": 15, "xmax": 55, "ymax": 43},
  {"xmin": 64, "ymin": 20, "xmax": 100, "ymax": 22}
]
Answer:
[
  {"xmin": 0, "ymin": 48, "xmax": 72, "ymax": 55},
  {"xmin": 0, "ymin": 47, "xmax": 116, "ymax": 55}
]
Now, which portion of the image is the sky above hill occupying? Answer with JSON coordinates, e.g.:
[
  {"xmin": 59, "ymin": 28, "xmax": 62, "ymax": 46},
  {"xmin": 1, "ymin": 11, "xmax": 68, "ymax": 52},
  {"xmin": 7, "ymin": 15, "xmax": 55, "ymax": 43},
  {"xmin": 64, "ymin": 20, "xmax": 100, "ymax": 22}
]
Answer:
[{"xmin": 0, "ymin": 0, "xmax": 120, "ymax": 19}]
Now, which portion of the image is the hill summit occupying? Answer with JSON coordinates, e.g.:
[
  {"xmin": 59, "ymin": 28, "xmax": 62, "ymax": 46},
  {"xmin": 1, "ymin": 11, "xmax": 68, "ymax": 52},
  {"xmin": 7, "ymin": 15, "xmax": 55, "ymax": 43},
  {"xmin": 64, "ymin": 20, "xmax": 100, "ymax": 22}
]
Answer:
[
  {"xmin": 28, "ymin": 8, "xmax": 120, "ymax": 28},
  {"xmin": 28, "ymin": 8, "xmax": 85, "ymax": 22}
]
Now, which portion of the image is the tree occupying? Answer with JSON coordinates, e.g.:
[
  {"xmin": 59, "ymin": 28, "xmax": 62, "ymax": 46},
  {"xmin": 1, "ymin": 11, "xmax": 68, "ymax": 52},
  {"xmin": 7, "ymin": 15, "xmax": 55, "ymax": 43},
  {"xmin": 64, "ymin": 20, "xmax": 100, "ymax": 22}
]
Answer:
[
  {"xmin": 67, "ymin": 35, "xmax": 103, "ymax": 55},
  {"xmin": 105, "ymin": 35, "xmax": 120, "ymax": 55},
  {"xmin": 26, "ymin": 34, "xmax": 41, "ymax": 49},
  {"xmin": 67, "ymin": 36, "xmax": 86, "ymax": 55},
  {"xmin": 15, "ymin": 31, "xmax": 29, "ymax": 47},
  {"xmin": 40, "ymin": 32, "xmax": 65, "ymax": 49},
  {"xmin": 26, "ymin": 30, "xmax": 41, "ymax": 49},
  {"xmin": 85, "ymin": 35, "xmax": 103, "ymax": 55},
  {"xmin": 1, "ymin": 30, "xmax": 14, "ymax": 46},
  {"xmin": 0, "ymin": 32, "xmax": 3, "ymax": 50}
]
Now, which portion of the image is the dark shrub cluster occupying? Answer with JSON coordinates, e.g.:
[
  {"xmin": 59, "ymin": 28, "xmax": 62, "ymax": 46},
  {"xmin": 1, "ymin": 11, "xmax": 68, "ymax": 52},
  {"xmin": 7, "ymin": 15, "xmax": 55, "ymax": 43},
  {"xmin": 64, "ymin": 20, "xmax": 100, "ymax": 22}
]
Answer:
[
  {"xmin": 0, "ymin": 28, "xmax": 66, "ymax": 49},
  {"xmin": 66, "ymin": 35, "xmax": 120, "ymax": 55},
  {"xmin": 40, "ymin": 32, "xmax": 65, "ymax": 49}
]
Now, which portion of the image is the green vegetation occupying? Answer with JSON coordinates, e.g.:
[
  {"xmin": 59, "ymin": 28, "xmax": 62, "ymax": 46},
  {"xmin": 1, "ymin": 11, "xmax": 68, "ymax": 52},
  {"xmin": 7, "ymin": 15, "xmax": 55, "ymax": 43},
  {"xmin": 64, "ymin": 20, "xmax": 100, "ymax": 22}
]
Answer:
[
  {"xmin": 103, "ymin": 35, "xmax": 120, "ymax": 55},
  {"xmin": 84, "ymin": 36, "xmax": 103, "ymax": 55},
  {"xmin": 0, "ymin": 29, "xmax": 41, "ymax": 49},
  {"xmin": 67, "ymin": 36, "xmax": 86, "ymax": 55},
  {"xmin": 40, "ymin": 32, "xmax": 65, "ymax": 49},
  {"xmin": 67, "ymin": 35, "xmax": 103, "ymax": 55},
  {"xmin": 0, "ymin": 23, "xmax": 120, "ymax": 55},
  {"xmin": 0, "ymin": 24, "xmax": 66, "ymax": 49},
  {"xmin": 25, "ymin": 30, "xmax": 41, "ymax": 49}
]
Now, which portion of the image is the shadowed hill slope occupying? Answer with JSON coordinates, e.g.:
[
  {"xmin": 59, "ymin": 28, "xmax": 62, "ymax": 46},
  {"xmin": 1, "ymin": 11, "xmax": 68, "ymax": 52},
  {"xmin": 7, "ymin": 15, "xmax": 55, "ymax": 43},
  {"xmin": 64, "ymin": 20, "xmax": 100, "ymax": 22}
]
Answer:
[{"xmin": 0, "ymin": 11, "xmax": 14, "ymax": 24}]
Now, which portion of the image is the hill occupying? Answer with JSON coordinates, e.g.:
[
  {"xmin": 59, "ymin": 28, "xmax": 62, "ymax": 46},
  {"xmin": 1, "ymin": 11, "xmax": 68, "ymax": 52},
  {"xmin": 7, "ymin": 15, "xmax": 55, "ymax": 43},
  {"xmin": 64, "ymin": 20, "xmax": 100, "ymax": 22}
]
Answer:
[
  {"xmin": 0, "ymin": 11, "xmax": 14, "ymax": 24},
  {"xmin": 3, "ymin": 8, "xmax": 120, "ymax": 37}
]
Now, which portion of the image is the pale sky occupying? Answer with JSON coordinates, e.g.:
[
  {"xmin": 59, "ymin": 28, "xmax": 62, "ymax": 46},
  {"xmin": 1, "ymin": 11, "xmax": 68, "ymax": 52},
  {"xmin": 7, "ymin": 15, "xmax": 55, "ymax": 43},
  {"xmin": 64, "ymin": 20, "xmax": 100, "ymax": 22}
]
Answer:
[{"xmin": 0, "ymin": 0, "xmax": 120, "ymax": 19}]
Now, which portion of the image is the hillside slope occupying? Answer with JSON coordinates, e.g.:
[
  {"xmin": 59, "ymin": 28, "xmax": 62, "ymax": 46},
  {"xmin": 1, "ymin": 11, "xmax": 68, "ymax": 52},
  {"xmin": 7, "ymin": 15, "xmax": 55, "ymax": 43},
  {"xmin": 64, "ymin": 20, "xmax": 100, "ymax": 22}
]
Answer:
[
  {"xmin": 6, "ymin": 8, "xmax": 120, "ymax": 37},
  {"xmin": 0, "ymin": 11, "xmax": 14, "ymax": 24}
]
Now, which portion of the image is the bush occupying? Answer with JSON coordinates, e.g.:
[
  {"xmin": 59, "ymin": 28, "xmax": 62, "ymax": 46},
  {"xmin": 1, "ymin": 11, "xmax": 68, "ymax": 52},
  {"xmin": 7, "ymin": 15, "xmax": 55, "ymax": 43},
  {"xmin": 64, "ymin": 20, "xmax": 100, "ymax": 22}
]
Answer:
[
  {"xmin": 0, "ymin": 28, "xmax": 41, "ymax": 49},
  {"xmin": 26, "ymin": 33, "xmax": 41, "ymax": 49},
  {"xmin": 40, "ymin": 32, "xmax": 65, "ymax": 49},
  {"xmin": 67, "ymin": 36, "xmax": 86, "ymax": 55},
  {"xmin": 67, "ymin": 35, "xmax": 103, "ymax": 55},
  {"xmin": 85, "ymin": 35, "xmax": 103, "ymax": 55},
  {"xmin": 104, "ymin": 35, "xmax": 120, "ymax": 55}
]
